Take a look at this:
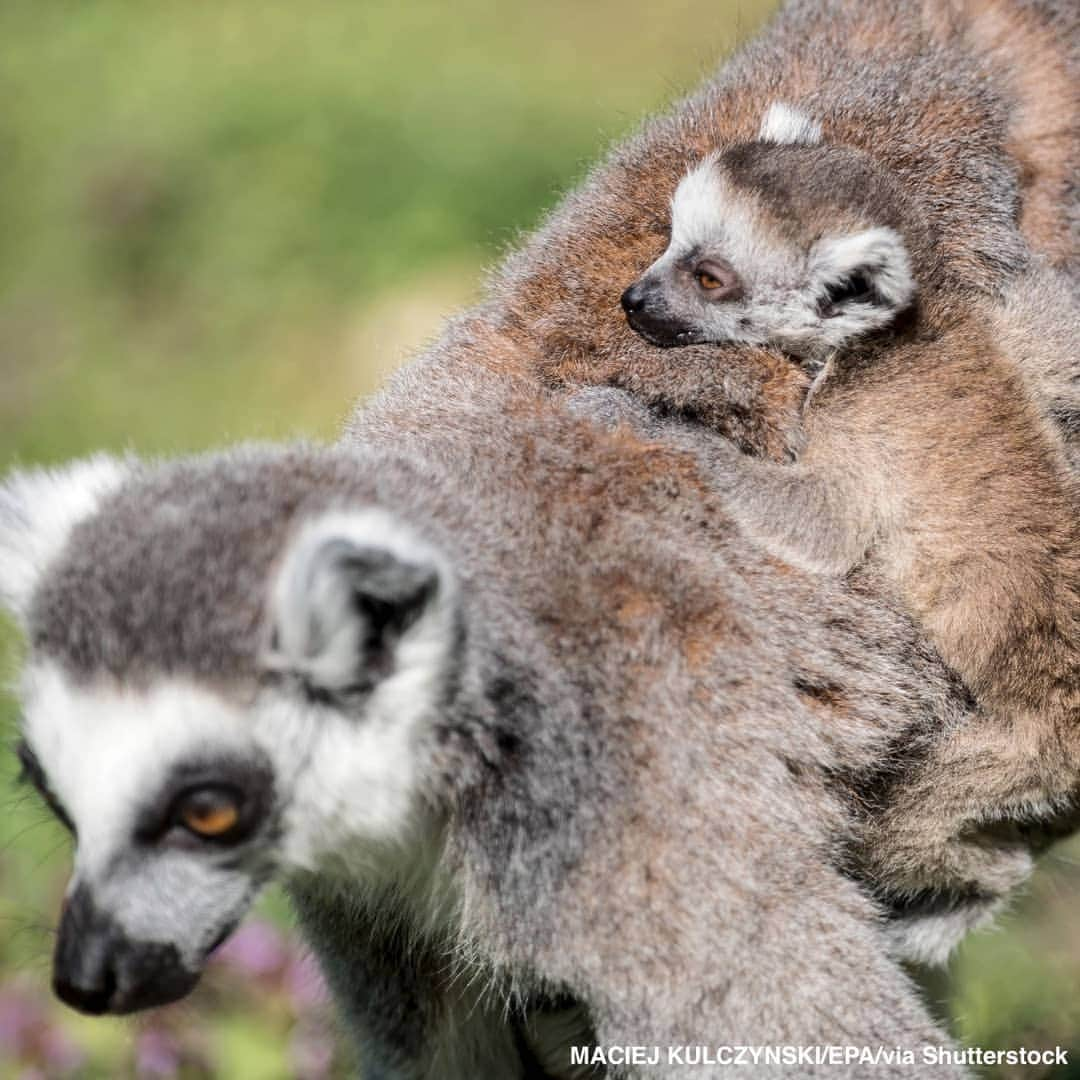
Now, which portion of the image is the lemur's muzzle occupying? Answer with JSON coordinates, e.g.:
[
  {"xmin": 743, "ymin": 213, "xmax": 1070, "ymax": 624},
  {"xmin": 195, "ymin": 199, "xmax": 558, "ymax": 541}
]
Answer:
[
  {"xmin": 620, "ymin": 279, "xmax": 706, "ymax": 348},
  {"xmin": 52, "ymin": 883, "xmax": 199, "ymax": 1015}
]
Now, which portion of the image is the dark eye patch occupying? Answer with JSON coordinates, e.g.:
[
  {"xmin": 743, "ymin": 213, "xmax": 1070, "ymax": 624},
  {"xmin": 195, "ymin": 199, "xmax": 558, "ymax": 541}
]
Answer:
[
  {"xmin": 14, "ymin": 740, "xmax": 76, "ymax": 835},
  {"xmin": 133, "ymin": 754, "xmax": 275, "ymax": 850}
]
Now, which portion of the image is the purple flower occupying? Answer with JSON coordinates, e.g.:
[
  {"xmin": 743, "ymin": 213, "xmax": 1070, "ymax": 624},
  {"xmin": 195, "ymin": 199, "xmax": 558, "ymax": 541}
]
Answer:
[
  {"xmin": 40, "ymin": 1027, "xmax": 83, "ymax": 1074},
  {"xmin": 211, "ymin": 920, "xmax": 287, "ymax": 979},
  {"xmin": 135, "ymin": 1028, "xmax": 181, "ymax": 1078},
  {"xmin": 283, "ymin": 952, "xmax": 330, "ymax": 1012},
  {"xmin": 0, "ymin": 988, "xmax": 43, "ymax": 1056}
]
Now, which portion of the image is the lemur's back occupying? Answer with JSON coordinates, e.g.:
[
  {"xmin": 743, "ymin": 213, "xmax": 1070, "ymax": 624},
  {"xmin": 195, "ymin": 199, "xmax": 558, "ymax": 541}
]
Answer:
[{"xmin": 472, "ymin": 0, "xmax": 1080, "ymax": 438}]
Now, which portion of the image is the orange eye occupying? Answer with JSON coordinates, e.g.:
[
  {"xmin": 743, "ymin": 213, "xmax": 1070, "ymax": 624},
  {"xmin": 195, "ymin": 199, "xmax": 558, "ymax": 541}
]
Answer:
[
  {"xmin": 178, "ymin": 789, "xmax": 240, "ymax": 838},
  {"xmin": 696, "ymin": 270, "xmax": 723, "ymax": 290}
]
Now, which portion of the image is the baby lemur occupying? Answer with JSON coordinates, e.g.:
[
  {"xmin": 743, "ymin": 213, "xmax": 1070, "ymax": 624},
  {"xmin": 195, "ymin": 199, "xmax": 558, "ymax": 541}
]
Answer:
[
  {"xmin": 620, "ymin": 103, "xmax": 919, "ymax": 369},
  {"xmin": 607, "ymin": 104, "xmax": 1080, "ymax": 906}
]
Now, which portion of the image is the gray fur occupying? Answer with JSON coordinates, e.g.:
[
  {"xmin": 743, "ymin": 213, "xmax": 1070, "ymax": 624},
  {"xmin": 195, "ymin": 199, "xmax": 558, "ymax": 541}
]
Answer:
[
  {"xmin": 5, "ymin": 382, "xmax": 974, "ymax": 1075},
  {"xmin": 6, "ymin": 0, "xmax": 1080, "ymax": 1072}
]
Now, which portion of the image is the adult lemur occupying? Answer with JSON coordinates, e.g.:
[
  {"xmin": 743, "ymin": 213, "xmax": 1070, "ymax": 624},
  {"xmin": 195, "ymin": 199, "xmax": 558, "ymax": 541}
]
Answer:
[
  {"xmin": 3, "ymin": 0, "xmax": 1079, "ymax": 1073},
  {"xmin": 0, "ymin": 369, "xmax": 973, "ymax": 1078}
]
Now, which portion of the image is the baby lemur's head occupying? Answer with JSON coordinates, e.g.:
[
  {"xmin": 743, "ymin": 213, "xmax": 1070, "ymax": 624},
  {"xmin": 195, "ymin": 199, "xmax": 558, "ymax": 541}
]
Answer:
[{"xmin": 622, "ymin": 104, "xmax": 918, "ymax": 362}]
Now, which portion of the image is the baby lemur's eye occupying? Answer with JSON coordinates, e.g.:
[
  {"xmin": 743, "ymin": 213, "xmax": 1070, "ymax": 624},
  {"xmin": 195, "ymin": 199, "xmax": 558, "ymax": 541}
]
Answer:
[{"xmin": 692, "ymin": 260, "xmax": 743, "ymax": 300}]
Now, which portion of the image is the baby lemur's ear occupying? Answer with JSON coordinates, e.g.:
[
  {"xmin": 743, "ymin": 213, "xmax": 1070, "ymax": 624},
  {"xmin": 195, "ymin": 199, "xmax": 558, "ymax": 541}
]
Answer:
[
  {"xmin": 758, "ymin": 102, "xmax": 822, "ymax": 145},
  {"xmin": 264, "ymin": 509, "xmax": 450, "ymax": 699},
  {"xmin": 809, "ymin": 227, "xmax": 915, "ymax": 340}
]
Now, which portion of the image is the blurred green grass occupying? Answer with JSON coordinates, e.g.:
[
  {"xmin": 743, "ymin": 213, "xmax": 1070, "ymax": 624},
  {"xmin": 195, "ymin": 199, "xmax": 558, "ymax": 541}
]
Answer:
[
  {"xmin": 2, "ymin": 1, "xmax": 1080, "ymax": 1076},
  {"xmin": 0, "ymin": 0, "xmax": 767, "ymax": 461}
]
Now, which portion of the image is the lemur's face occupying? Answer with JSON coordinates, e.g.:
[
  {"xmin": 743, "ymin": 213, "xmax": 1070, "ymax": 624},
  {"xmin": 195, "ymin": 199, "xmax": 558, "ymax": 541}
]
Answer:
[
  {"xmin": 621, "ymin": 105, "xmax": 916, "ymax": 361},
  {"xmin": 1, "ymin": 457, "xmax": 457, "ymax": 1015},
  {"xmin": 16, "ymin": 668, "xmax": 282, "ymax": 1014}
]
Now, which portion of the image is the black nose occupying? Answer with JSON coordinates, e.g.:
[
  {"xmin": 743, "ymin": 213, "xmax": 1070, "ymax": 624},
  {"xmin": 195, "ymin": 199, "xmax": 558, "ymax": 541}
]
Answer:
[
  {"xmin": 53, "ymin": 883, "xmax": 199, "ymax": 1015},
  {"xmin": 53, "ymin": 885, "xmax": 120, "ymax": 1014},
  {"xmin": 620, "ymin": 282, "xmax": 647, "ymax": 314}
]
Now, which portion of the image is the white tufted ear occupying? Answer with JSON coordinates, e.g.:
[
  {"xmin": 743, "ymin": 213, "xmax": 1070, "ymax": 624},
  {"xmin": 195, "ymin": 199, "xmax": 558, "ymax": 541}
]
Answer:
[
  {"xmin": 758, "ymin": 102, "xmax": 822, "ymax": 145},
  {"xmin": 0, "ymin": 455, "xmax": 131, "ymax": 623},
  {"xmin": 809, "ymin": 227, "xmax": 916, "ymax": 343},
  {"xmin": 264, "ymin": 508, "xmax": 453, "ymax": 698}
]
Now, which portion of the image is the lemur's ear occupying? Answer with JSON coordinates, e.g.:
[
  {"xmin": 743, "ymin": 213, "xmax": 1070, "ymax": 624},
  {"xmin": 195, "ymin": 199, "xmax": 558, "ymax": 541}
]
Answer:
[
  {"xmin": 265, "ymin": 509, "xmax": 448, "ymax": 698},
  {"xmin": 758, "ymin": 102, "xmax": 822, "ymax": 145},
  {"xmin": 0, "ymin": 455, "xmax": 130, "ymax": 624},
  {"xmin": 809, "ymin": 227, "xmax": 915, "ymax": 339}
]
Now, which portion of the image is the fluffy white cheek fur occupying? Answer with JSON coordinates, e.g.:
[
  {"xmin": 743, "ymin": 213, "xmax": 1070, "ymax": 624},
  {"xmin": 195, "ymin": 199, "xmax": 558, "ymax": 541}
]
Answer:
[
  {"xmin": 275, "ymin": 614, "xmax": 455, "ymax": 873},
  {"xmin": 0, "ymin": 455, "xmax": 130, "ymax": 622},
  {"xmin": 19, "ymin": 664, "xmax": 278, "ymax": 879}
]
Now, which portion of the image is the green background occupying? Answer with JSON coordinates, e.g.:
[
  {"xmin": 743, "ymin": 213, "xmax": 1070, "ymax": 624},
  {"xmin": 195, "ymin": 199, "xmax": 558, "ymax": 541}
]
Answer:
[{"xmin": 1, "ymin": 2, "xmax": 1078, "ymax": 1076}]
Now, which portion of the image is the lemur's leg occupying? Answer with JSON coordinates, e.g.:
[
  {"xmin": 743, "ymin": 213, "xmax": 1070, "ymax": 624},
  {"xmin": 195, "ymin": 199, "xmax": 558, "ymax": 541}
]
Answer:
[
  {"xmin": 868, "ymin": 524, "xmax": 1080, "ymax": 910},
  {"xmin": 860, "ymin": 709, "xmax": 1076, "ymax": 930},
  {"xmin": 288, "ymin": 879, "xmax": 532, "ymax": 1080},
  {"xmin": 567, "ymin": 386, "xmax": 875, "ymax": 577},
  {"xmin": 860, "ymin": 557, "xmax": 1080, "ymax": 927}
]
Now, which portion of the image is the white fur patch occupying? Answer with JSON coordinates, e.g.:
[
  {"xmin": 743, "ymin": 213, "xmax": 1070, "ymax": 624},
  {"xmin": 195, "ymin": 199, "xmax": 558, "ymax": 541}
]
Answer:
[
  {"xmin": 758, "ymin": 102, "xmax": 822, "ymax": 145},
  {"xmin": 670, "ymin": 156, "xmax": 727, "ymax": 251},
  {"xmin": 21, "ymin": 665, "xmax": 280, "ymax": 877},
  {"xmin": 808, "ymin": 227, "xmax": 916, "ymax": 348},
  {"xmin": 670, "ymin": 160, "xmax": 792, "ymax": 281},
  {"xmin": 262, "ymin": 508, "xmax": 460, "ymax": 865},
  {"xmin": 887, "ymin": 900, "xmax": 1004, "ymax": 968},
  {"xmin": 0, "ymin": 455, "xmax": 130, "ymax": 622}
]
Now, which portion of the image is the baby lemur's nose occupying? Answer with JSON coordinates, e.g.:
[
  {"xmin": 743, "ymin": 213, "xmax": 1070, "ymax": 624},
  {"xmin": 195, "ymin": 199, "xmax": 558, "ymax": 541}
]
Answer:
[{"xmin": 620, "ymin": 282, "xmax": 648, "ymax": 314}]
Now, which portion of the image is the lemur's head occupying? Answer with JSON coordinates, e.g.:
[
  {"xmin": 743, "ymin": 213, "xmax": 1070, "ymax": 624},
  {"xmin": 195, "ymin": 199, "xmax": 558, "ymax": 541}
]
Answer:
[
  {"xmin": 622, "ymin": 104, "xmax": 917, "ymax": 361},
  {"xmin": 0, "ymin": 448, "xmax": 459, "ymax": 1015}
]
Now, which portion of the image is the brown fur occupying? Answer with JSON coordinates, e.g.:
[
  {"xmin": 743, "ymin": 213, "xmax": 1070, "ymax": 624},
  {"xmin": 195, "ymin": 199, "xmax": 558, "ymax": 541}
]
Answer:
[
  {"xmin": 592, "ymin": 136, "xmax": 1080, "ymax": 903},
  {"xmin": 819, "ymin": 299, "xmax": 1080, "ymax": 896},
  {"xmin": 479, "ymin": 0, "xmax": 1078, "ymax": 429},
  {"xmin": 575, "ymin": 279, "xmax": 1080, "ymax": 905},
  {"xmin": 490, "ymin": 0, "xmax": 1080, "ymax": 908},
  {"xmin": 451, "ymin": 0, "xmax": 1080, "ymax": 921},
  {"xmin": 345, "ymin": 0, "xmax": 1080, "ymax": 948},
  {"xmin": 925, "ymin": 0, "xmax": 1080, "ymax": 268}
]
